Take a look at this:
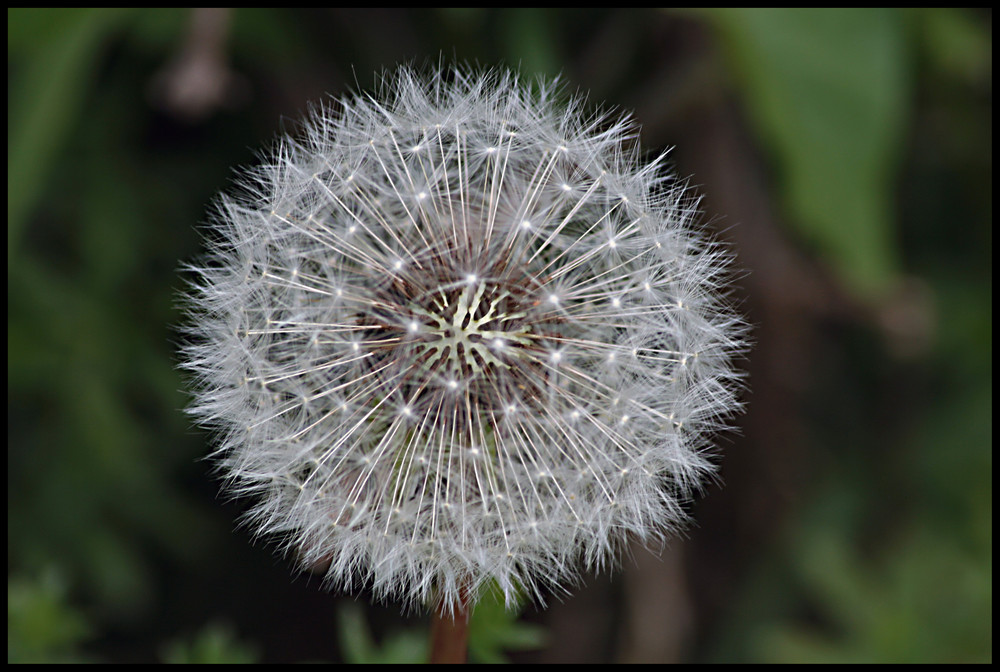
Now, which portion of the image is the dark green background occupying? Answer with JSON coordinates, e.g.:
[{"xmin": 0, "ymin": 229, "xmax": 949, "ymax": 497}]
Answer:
[{"xmin": 8, "ymin": 8, "xmax": 991, "ymax": 663}]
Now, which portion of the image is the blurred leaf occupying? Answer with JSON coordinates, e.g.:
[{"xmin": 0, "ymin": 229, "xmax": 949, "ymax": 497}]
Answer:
[
  {"xmin": 7, "ymin": 8, "xmax": 133, "ymax": 264},
  {"xmin": 77, "ymin": 84, "xmax": 145, "ymax": 294},
  {"xmin": 702, "ymin": 8, "xmax": 909, "ymax": 299},
  {"xmin": 337, "ymin": 602, "xmax": 428, "ymax": 664},
  {"xmin": 437, "ymin": 7, "xmax": 487, "ymax": 31},
  {"xmin": 467, "ymin": 586, "xmax": 546, "ymax": 663},
  {"xmin": 336, "ymin": 602, "xmax": 377, "ymax": 663},
  {"xmin": 123, "ymin": 8, "xmax": 187, "ymax": 55},
  {"xmin": 760, "ymin": 523, "xmax": 991, "ymax": 663},
  {"xmin": 916, "ymin": 8, "xmax": 991, "ymax": 85},
  {"xmin": 499, "ymin": 9, "xmax": 561, "ymax": 79},
  {"xmin": 8, "ymin": 255, "xmax": 207, "ymax": 617},
  {"xmin": 231, "ymin": 8, "xmax": 311, "ymax": 69},
  {"xmin": 7, "ymin": 570, "xmax": 91, "ymax": 664},
  {"xmin": 336, "ymin": 588, "xmax": 543, "ymax": 664},
  {"xmin": 161, "ymin": 622, "xmax": 259, "ymax": 664}
]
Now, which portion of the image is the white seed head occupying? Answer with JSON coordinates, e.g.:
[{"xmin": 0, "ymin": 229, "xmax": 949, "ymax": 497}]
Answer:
[{"xmin": 180, "ymin": 66, "xmax": 745, "ymax": 612}]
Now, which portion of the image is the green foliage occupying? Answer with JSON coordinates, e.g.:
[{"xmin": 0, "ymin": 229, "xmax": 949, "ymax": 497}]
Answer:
[
  {"xmin": 498, "ymin": 9, "xmax": 561, "ymax": 79},
  {"xmin": 701, "ymin": 8, "xmax": 907, "ymax": 300},
  {"xmin": 916, "ymin": 8, "xmax": 992, "ymax": 85},
  {"xmin": 7, "ymin": 8, "xmax": 134, "ymax": 262},
  {"xmin": 335, "ymin": 590, "xmax": 545, "ymax": 664},
  {"xmin": 765, "ymin": 507, "xmax": 988, "ymax": 663},
  {"xmin": 9, "ymin": 7, "xmax": 211, "ymax": 622},
  {"xmin": 467, "ymin": 587, "xmax": 546, "ymax": 663},
  {"xmin": 8, "ymin": 570, "xmax": 91, "ymax": 664},
  {"xmin": 161, "ymin": 623, "xmax": 259, "ymax": 664},
  {"xmin": 722, "ymin": 478, "xmax": 991, "ymax": 664},
  {"xmin": 710, "ymin": 269, "xmax": 991, "ymax": 664},
  {"xmin": 337, "ymin": 603, "xmax": 429, "ymax": 664}
]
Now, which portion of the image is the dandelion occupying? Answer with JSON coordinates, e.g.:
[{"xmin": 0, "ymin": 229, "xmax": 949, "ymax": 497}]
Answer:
[{"xmin": 180, "ymin": 65, "xmax": 744, "ymax": 659}]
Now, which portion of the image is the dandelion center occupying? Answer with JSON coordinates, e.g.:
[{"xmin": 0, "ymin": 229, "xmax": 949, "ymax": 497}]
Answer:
[{"xmin": 356, "ymin": 246, "xmax": 561, "ymax": 426}]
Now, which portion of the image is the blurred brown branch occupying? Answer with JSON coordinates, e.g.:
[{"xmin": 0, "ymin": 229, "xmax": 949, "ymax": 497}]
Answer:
[{"xmin": 148, "ymin": 8, "xmax": 249, "ymax": 121}]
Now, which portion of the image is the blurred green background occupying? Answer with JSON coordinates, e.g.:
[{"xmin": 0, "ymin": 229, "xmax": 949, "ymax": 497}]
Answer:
[{"xmin": 7, "ymin": 8, "xmax": 991, "ymax": 663}]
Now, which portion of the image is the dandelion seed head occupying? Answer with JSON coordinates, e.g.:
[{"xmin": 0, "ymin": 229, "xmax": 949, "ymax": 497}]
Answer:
[{"xmin": 181, "ymin": 65, "xmax": 745, "ymax": 612}]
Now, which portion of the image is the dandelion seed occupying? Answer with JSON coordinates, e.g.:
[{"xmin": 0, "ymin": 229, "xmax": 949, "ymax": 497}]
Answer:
[{"xmin": 180, "ymin": 65, "xmax": 745, "ymax": 625}]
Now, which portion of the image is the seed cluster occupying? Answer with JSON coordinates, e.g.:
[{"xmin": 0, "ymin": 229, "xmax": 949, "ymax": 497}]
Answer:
[{"xmin": 181, "ymin": 67, "xmax": 744, "ymax": 610}]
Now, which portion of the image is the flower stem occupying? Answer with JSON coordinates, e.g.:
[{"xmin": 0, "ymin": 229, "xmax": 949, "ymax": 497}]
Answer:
[{"xmin": 429, "ymin": 590, "xmax": 471, "ymax": 664}]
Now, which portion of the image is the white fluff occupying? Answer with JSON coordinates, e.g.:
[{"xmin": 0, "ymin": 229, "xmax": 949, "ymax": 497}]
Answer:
[{"xmin": 180, "ymin": 66, "xmax": 745, "ymax": 612}]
